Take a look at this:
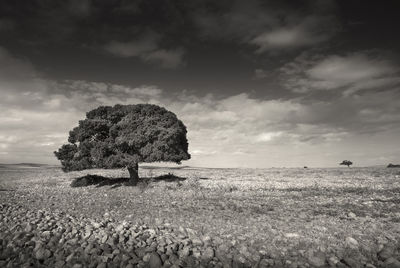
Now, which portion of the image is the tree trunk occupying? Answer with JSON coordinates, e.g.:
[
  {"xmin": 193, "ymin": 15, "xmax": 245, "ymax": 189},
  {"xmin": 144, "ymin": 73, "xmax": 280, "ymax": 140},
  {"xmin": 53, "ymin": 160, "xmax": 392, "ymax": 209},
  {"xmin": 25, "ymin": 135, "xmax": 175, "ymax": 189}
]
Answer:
[{"xmin": 128, "ymin": 163, "xmax": 139, "ymax": 185}]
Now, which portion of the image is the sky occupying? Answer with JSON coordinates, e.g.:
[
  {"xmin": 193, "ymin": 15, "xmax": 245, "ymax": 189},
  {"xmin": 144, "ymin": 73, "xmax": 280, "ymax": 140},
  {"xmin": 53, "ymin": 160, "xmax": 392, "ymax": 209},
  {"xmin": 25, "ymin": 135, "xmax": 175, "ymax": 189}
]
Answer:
[{"xmin": 0, "ymin": 0, "xmax": 400, "ymax": 168}]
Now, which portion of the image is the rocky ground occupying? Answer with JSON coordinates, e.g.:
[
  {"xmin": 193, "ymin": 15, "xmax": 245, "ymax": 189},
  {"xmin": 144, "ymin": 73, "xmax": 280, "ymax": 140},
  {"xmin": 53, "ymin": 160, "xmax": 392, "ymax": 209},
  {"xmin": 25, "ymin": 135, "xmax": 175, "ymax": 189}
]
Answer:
[
  {"xmin": 0, "ymin": 203, "xmax": 226, "ymax": 268},
  {"xmin": 1, "ymin": 166, "xmax": 400, "ymax": 267},
  {"xmin": 1, "ymin": 202, "xmax": 400, "ymax": 268}
]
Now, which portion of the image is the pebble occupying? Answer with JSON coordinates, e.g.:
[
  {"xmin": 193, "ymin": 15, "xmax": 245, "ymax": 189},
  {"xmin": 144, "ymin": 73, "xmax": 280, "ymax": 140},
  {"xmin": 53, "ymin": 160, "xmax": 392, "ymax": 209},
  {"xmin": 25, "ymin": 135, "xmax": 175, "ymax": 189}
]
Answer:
[
  {"xmin": 384, "ymin": 257, "xmax": 400, "ymax": 268},
  {"xmin": 178, "ymin": 246, "xmax": 190, "ymax": 259},
  {"xmin": 202, "ymin": 247, "xmax": 215, "ymax": 261},
  {"xmin": 285, "ymin": 233, "xmax": 300, "ymax": 238},
  {"xmin": 96, "ymin": 263, "xmax": 107, "ymax": 268},
  {"xmin": 379, "ymin": 245, "xmax": 395, "ymax": 261},
  {"xmin": 345, "ymin": 237, "xmax": 359, "ymax": 249},
  {"xmin": 348, "ymin": 212, "xmax": 357, "ymax": 219},
  {"xmin": 148, "ymin": 252, "xmax": 162, "ymax": 268},
  {"xmin": 328, "ymin": 256, "xmax": 340, "ymax": 266},
  {"xmin": 307, "ymin": 250, "xmax": 326, "ymax": 267}
]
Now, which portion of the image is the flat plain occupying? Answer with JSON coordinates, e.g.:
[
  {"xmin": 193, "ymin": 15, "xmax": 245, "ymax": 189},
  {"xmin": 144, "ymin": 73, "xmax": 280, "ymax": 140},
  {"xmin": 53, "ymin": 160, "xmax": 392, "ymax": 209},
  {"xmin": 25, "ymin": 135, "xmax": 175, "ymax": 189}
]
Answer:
[{"xmin": 1, "ymin": 165, "xmax": 400, "ymax": 267}]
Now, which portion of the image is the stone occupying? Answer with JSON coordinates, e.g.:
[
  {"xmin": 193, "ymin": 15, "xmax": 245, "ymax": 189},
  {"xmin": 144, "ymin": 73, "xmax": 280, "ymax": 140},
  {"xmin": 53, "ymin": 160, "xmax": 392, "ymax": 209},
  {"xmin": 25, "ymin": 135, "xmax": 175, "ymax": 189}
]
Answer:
[
  {"xmin": 328, "ymin": 256, "xmax": 340, "ymax": 266},
  {"xmin": 378, "ymin": 245, "xmax": 395, "ymax": 261},
  {"xmin": 161, "ymin": 254, "xmax": 168, "ymax": 262},
  {"xmin": 343, "ymin": 256, "xmax": 362, "ymax": 268},
  {"xmin": 192, "ymin": 249, "xmax": 201, "ymax": 259},
  {"xmin": 201, "ymin": 236, "xmax": 211, "ymax": 245},
  {"xmin": 345, "ymin": 237, "xmax": 359, "ymax": 249},
  {"xmin": 136, "ymin": 248, "xmax": 147, "ymax": 258},
  {"xmin": 101, "ymin": 234, "xmax": 109, "ymax": 244},
  {"xmin": 169, "ymin": 253, "xmax": 179, "ymax": 264},
  {"xmin": 96, "ymin": 263, "xmax": 107, "ymax": 268},
  {"xmin": 66, "ymin": 253, "xmax": 75, "ymax": 263},
  {"xmin": 84, "ymin": 230, "xmax": 92, "ymax": 239},
  {"xmin": 54, "ymin": 260, "xmax": 65, "ymax": 268},
  {"xmin": 307, "ymin": 251, "xmax": 326, "ymax": 267},
  {"xmin": 239, "ymin": 245, "xmax": 251, "ymax": 259},
  {"xmin": 202, "ymin": 247, "xmax": 214, "ymax": 261},
  {"xmin": 148, "ymin": 252, "xmax": 162, "ymax": 268},
  {"xmin": 285, "ymin": 233, "xmax": 300, "ymax": 238},
  {"xmin": 192, "ymin": 238, "xmax": 203, "ymax": 246},
  {"xmin": 35, "ymin": 248, "xmax": 46, "ymax": 260},
  {"xmin": 92, "ymin": 222, "xmax": 101, "ymax": 229},
  {"xmin": 261, "ymin": 258, "xmax": 277, "ymax": 268},
  {"xmin": 178, "ymin": 247, "xmax": 190, "ymax": 259},
  {"xmin": 25, "ymin": 224, "xmax": 33, "ymax": 232},
  {"xmin": 42, "ymin": 231, "xmax": 51, "ymax": 239},
  {"xmin": 115, "ymin": 224, "xmax": 124, "ymax": 233},
  {"xmin": 384, "ymin": 257, "xmax": 400, "ymax": 268},
  {"xmin": 348, "ymin": 212, "xmax": 357, "ymax": 219},
  {"xmin": 143, "ymin": 253, "xmax": 151, "ymax": 262}
]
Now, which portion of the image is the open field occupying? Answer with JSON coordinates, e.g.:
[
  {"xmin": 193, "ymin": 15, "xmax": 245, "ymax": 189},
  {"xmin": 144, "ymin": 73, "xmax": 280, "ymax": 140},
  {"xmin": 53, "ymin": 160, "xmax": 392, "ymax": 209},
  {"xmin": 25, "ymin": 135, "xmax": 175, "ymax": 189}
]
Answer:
[{"xmin": 1, "ymin": 165, "xmax": 400, "ymax": 267}]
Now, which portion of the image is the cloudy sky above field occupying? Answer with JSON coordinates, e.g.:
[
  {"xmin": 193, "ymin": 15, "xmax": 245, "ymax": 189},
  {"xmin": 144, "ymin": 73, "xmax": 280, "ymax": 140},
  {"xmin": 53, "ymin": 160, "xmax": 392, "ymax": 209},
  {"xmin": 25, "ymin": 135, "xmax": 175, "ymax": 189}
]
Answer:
[{"xmin": 1, "ymin": 0, "xmax": 400, "ymax": 167}]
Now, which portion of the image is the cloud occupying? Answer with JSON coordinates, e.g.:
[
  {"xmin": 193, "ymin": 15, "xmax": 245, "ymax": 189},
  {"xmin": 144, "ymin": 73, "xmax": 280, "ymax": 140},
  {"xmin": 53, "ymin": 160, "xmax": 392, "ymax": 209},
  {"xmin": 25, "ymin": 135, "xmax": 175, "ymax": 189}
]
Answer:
[
  {"xmin": 104, "ymin": 33, "xmax": 160, "ymax": 57},
  {"xmin": 0, "ymin": 19, "xmax": 14, "ymax": 32},
  {"xmin": 250, "ymin": 16, "xmax": 334, "ymax": 52},
  {"xmin": 253, "ymin": 69, "xmax": 269, "ymax": 79},
  {"xmin": 0, "ymin": 47, "xmax": 37, "ymax": 81},
  {"xmin": 255, "ymin": 132, "xmax": 283, "ymax": 142},
  {"xmin": 141, "ymin": 49, "xmax": 185, "ymax": 69},
  {"xmin": 193, "ymin": 1, "xmax": 338, "ymax": 53},
  {"xmin": 68, "ymin": 0, "xmax": 91, "ymax": 17},
  {"xmin": 104, "ymin": 32, "xmax": 185, "ymax": 69},
  {"xmin": 191, "ymin": 150, "xmax": 217, "ymax": 156},
  {"xmin": 281, "ymin": 51, "xmax": 400, "ymax": 94},
  {"xmin": 307, "ymin": 54, "xmax": 398, "ymax": 85}
]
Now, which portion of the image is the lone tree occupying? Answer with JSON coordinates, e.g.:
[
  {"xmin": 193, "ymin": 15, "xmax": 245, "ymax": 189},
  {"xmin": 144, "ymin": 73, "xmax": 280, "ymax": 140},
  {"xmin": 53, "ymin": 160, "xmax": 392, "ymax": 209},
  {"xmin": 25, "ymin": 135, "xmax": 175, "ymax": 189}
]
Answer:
[
  {"xmin": 54, "ymin": 104, "xmax": 190, "ymax": 184},
  {"xmin": 340, "ymin": 160, "xmax": 353, "ymax": 167}
]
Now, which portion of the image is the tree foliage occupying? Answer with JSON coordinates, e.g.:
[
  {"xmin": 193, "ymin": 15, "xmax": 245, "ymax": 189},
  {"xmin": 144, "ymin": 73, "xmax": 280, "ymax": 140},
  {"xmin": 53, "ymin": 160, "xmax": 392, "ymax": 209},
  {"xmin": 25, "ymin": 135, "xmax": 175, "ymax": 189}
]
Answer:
[
  {"xmin": 340, "ymin": 160, "xmax": 353, "ymax": 167},
  {"xmin": 54, "ymin": 104, "xmax": 190, "ymax": 181}
]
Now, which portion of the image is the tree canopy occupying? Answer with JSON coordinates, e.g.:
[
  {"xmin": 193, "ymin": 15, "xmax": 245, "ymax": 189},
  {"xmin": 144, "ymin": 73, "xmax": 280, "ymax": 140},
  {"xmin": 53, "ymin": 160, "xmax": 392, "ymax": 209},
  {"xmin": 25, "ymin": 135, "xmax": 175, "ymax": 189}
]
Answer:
[{"xmin": 54, "ymin": 104, "xmax": 190, "ymax": 182}]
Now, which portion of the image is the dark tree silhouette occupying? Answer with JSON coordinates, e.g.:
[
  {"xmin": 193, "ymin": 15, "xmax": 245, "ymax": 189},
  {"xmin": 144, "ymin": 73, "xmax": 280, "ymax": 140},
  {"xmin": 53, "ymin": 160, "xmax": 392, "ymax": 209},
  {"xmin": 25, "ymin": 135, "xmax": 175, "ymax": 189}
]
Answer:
[
  {"xmin": 54, "ymin": 104, "xmax": 190, "ymax": 185},
  {"xmin": 387, "ymin": 163, "xmax": 400, "ymax": 168},
  {"xmin": 340, "ymin": 160, "xmax": 353, "ymax": 167}
]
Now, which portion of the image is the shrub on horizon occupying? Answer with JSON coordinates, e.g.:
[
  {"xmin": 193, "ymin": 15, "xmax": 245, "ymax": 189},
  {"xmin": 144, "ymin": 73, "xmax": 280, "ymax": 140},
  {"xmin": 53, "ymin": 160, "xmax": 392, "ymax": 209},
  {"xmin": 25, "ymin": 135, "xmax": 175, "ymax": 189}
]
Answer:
[
  {"xmin": 387, "ymin": 163, "xmax": 400, "ymax": 168},
  {"xmin": 340, "ymin": 160, "xmax": 353, "ymax": 167}
]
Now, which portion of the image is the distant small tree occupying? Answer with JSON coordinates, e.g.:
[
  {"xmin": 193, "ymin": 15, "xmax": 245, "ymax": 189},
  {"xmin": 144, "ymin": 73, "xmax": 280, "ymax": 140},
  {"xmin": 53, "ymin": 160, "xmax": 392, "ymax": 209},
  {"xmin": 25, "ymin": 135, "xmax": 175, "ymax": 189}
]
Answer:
[
  {"xmin": 340, "ymin": 160, "xmax": 353, "ymax": 167},
  {"xmin": 54, "ymin": 104, "xmax": 190, "ymax": 185},
  {"xmin": 387, "ymin": 163, "xmax": 400, "ymax": 168}
]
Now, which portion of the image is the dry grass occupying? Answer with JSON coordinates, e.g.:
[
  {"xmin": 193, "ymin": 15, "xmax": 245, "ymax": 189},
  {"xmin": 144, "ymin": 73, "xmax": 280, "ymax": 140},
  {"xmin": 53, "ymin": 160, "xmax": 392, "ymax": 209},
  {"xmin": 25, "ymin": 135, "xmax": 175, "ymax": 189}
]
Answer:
[{"xmin": 1, "ymin": 165, "xmax": 400, "ymax": 260}]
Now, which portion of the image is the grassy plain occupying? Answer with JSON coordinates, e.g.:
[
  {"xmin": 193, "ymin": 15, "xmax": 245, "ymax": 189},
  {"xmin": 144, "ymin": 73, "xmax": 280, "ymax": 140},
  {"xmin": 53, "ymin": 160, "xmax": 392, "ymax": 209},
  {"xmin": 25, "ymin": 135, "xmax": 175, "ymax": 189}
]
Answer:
[{"xmin": 1, "ymin": 165, "xmax": 400, "ymax": 265}]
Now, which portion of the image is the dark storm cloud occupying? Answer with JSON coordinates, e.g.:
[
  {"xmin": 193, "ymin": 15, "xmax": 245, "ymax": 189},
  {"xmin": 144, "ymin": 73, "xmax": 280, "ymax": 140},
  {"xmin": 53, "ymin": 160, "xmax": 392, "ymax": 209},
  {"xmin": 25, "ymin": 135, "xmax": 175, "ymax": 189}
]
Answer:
[
  {"xmin": 0, "ymin": 0, "xmax": 190, "ymax": 67},
  {"xmin": 1, "ymin": 1, "xmax": 338, "ymax": 51}
]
